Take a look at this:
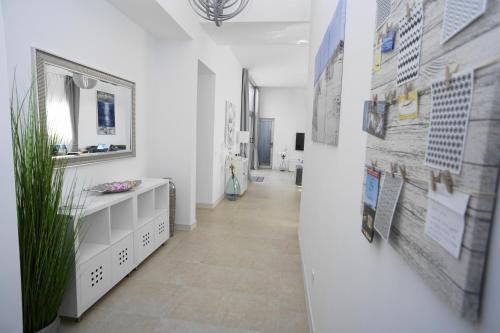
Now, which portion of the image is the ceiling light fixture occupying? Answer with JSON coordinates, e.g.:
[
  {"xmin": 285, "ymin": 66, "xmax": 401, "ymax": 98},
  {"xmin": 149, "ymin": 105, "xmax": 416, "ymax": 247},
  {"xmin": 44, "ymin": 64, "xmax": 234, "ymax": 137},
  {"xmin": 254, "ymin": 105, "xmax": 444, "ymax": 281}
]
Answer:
[{"xmin": 189, "ymin": 0, "xmax": 250, "ymax": 27}]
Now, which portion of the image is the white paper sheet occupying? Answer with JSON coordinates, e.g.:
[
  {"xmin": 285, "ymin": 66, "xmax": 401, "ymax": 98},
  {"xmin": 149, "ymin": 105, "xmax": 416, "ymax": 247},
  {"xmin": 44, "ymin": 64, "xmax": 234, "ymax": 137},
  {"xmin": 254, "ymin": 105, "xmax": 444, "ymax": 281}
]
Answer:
[
  {"xmin": 374, "ymin": 175, "xmax": 404, "ymax": 241},
  {"xmin": 425, "ymin": 183, "xmax": 470, "ymax": 258}
]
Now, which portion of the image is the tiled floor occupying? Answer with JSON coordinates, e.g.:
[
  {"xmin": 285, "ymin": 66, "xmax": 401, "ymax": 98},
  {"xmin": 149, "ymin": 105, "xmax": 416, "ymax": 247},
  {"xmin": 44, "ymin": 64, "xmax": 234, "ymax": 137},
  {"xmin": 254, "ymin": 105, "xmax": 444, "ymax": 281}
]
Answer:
[{"xmin": 61, "ymin": 170, "xmax": 308, "ymax": 333}]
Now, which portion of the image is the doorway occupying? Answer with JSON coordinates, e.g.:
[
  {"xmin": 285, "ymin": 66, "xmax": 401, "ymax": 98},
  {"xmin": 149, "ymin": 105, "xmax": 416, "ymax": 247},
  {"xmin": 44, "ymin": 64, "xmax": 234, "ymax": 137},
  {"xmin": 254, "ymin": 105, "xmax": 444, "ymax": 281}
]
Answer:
[
  {"xmin": 258, "ymin": 118, "xmax": 274, "ymax": 169},
  {"xmin": 196, "ymin": 61, "xmax": 216, "ymax": 207}
]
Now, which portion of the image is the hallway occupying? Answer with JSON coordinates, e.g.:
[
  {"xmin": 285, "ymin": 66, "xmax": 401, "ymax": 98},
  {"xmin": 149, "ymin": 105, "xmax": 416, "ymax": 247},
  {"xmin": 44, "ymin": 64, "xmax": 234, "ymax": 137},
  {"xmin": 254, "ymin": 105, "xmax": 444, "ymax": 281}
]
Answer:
[{"xmin": 61, "ymin": 175, "xmax": 307, "ymax": 333}]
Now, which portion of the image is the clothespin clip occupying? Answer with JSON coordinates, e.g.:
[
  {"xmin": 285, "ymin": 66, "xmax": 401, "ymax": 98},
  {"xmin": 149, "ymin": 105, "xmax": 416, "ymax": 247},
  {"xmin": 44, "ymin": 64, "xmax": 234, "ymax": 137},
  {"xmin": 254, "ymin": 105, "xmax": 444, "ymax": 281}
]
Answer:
[
  {"xmin": 405, "ymin": 3, "xmax": 412, "ymax": 20},
  {"xmin": 371, "ymin": 159, "xmax": 378, "ymax": 168},
  {"xmin": 441, "ymin": 170, "xmax": 454, "ymax": 194},
  {"xmin": 390, "ymin": 162, "xmax": 398, "ymax": 178},
  {"xmin": 383, "ymin": 22, "xmax": 390, "ymax": 35},
  {"xmin": 404, "ymin": 83, "xmax": 411, "ymax": 100},
  {"xmin": 399, "ymin": 165, "xmax": 408, "ymax": 181},
  {"xmin": 444, "ymin": 64, "xmax": 459, "ymax": 88},
  {"xmin": 373, "ymin": 94, "xmax": 378, "ymax": 105},
  {"xmin": 430, "ymin": 171, "xmax": 440, "ymax": 192},
  {"xmin": 385, "ymin": 90, "xmax": 397, "ymax": 104}
]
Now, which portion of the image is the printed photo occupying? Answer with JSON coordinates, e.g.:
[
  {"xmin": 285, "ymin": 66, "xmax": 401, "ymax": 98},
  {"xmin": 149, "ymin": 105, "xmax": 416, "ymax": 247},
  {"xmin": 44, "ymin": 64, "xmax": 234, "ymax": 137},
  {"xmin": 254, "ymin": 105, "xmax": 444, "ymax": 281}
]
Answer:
[{"xmin": 363, "ymin": 101, "xmax": 387, "ymax": 139}]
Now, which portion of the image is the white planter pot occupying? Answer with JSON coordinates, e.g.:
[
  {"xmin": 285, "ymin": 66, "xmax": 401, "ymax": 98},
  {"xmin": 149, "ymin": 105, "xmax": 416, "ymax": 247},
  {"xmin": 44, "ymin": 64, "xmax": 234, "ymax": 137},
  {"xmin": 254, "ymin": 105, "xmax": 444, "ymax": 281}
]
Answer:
[{"xmin": 35, "ymin": 317, "xmax": 60, "ymax": 333}]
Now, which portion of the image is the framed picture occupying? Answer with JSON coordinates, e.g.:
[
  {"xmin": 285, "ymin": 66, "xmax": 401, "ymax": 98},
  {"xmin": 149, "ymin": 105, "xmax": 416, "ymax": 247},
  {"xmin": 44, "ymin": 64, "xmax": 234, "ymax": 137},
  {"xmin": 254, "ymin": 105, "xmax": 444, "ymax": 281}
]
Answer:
[
  {"xmin": 225, "ymin": 101, "xmax": 236, "ymax": 149},
  {"xmin": 97, "ymin": 91, "xmax": 115, "ymax": 135}
]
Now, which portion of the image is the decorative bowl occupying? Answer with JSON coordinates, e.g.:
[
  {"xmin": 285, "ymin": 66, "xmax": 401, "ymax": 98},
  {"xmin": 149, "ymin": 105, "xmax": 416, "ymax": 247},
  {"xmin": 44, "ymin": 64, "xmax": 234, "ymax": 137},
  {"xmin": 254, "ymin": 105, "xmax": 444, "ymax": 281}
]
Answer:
[{"xmin": 86, "ymin": 180, "xmax": 142, "ymax": 194}]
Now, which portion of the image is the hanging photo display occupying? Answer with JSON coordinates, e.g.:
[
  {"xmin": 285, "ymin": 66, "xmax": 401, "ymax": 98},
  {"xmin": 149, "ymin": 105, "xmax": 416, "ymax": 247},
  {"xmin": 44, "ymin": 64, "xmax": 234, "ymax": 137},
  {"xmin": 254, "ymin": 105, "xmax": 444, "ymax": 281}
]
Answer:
[
  {"xmin": 362, "ymin": 101, "xmax": 387, "ymax": 139},
  {"xmin": 312, "ymin": 0, "xmax": 346, "ymax": 146},
  {"xmin": 365, "ymin": 0, "xmax": 499, "ymax": 320},
  {"xmin": 397, "ymin": 1, "xmax": 424, "ymax": 85},
  {"xmin": 374, "ymin": 174, "xmax": 404, "ymax": 241},
  {"xmin": 441, "ymin": 0, "xmax": 488, "ymax": 44},
  {"xmin": 424, "ymin": 70, "xmax": 474, "ymax": 174},
  {"xmin": 362, "ymin": 167, "xmax": 381, "ymax": 242}
]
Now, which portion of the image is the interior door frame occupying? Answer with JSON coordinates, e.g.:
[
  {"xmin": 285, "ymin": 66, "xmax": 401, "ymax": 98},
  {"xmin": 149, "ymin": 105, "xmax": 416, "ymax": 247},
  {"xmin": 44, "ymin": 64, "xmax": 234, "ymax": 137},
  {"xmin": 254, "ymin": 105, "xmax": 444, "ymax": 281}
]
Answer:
[{"xmin": 258, "ymin": 117, "xmax": 275, "ymax": 169}]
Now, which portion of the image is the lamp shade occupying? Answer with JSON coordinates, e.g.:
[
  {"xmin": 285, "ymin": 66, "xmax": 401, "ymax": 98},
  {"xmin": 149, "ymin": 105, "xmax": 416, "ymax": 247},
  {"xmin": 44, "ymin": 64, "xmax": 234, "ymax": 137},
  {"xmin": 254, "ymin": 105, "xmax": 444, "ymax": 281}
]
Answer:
[{"xmin": 237, "ymin": 131, "xmax": 250, "ymax": 144}]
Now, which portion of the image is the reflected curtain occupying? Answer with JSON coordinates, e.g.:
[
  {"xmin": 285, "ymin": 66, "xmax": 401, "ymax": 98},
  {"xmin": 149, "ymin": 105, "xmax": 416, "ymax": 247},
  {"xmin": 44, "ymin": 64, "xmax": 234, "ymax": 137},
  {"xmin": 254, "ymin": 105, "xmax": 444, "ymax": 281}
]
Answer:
[
  {"xmin": 251, "ymin": 88, "xmax": 260, "ymax": 169},
  {"xmin": 64, "ymin": 76, "xmax": 80, "ymax": 152},
  {"xmin": 240, "ymin": 68, "xmax": 250, "ymax": 157},
  {"xmin": 46, "ymin": 73, "xmax": 72, "ymax": 147}
]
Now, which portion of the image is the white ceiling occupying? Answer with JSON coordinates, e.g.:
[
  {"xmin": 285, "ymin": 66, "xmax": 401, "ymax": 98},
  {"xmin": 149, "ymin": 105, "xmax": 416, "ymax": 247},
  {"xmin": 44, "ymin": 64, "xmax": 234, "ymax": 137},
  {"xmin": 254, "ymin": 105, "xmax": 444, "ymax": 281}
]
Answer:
[
  {"xmin": 107, "ymin": 0, "xmax": 191, "ymax": 39},
  {"xmin": 108, "ymin": 0, "xmax": 311, "ymax": 87},
  {"xmin": 200, "ymin": 1, "xmax": 311, "ymax": 87}
]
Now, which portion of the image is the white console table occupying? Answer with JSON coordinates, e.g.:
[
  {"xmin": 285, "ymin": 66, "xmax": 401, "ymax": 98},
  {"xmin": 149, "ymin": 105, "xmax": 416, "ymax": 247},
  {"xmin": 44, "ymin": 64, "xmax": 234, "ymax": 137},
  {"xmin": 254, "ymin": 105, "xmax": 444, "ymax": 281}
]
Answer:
[{"xmin": 59, "ymin": 178, "xmax": 170, "ymax": 320}]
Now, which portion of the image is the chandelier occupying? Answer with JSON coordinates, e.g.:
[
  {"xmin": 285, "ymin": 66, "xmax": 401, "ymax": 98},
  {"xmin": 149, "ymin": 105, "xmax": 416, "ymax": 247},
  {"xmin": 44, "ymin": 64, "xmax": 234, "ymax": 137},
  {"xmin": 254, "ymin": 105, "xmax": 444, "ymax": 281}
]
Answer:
[{"xmin": 189, "ymin": 0, "xmax": 250, "ymax": 27}]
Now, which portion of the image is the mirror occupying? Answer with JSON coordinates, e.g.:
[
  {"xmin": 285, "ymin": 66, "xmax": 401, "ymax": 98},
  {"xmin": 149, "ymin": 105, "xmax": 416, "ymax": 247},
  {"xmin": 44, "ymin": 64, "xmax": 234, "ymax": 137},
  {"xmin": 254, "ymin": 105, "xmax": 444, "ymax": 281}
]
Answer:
[{"xmin": 34, "ymin": 49, "xmax": 136, "ymax": 166}]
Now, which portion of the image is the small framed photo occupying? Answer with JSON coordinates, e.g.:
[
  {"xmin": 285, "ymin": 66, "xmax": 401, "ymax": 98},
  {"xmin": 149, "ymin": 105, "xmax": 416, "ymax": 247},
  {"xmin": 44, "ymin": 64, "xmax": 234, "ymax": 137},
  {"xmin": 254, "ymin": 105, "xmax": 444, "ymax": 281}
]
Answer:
[{"xmin": 97, "ymin": 91, "xmax": 115, "ymax": 135}]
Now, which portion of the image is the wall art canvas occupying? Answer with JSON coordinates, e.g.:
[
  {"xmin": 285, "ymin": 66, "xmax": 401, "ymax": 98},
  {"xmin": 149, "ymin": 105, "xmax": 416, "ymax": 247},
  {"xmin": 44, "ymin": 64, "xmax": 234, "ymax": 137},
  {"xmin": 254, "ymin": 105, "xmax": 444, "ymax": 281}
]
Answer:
[
  {"xmin": 312, "ymin": 0, "xmax": 346, "ymax": 146},
  {"xmin": 97, "ymin": 91, "xmax": 115, "ymax": 135},
  {"xmin": 225, "ymin": 101, "xmax": 236, "ymax": 150}
]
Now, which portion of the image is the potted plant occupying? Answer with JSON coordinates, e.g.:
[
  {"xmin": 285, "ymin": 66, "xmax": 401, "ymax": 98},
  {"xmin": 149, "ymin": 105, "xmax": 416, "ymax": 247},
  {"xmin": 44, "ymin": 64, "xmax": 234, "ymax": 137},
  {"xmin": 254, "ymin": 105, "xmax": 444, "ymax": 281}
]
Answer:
[{"xmin": 11, "ymin": 83, "xmax": 83, "ymax": 333}]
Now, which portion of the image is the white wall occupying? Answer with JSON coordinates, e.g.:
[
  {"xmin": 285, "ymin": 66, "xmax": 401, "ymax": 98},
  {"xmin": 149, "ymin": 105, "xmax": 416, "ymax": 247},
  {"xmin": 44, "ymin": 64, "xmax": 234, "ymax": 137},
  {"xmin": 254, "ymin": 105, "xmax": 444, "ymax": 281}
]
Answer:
[
  {"xmin": 299, "ymin": 1, "xmax": 500, "ymax": 333},
  {"xmin": 196, "ymin": 63, "xmax": 216, "ymax": 206},
  {"xmin": 2, "ymin": 0, "xmax": 242, "ymax": 229},
  {"xmin": 2, "ymin": 0, "xmax": 153, "ymax": 189},
  {"xmin": 146, "ymin": 3, "xmax": 242, "ymax": 224},
  {"xmin": 0, "ymin": 2, "xmax": 23, "ymax": 332},
  {"xmin": 259, "ymin": 87, "xmax": 307, "ymax": 169}
]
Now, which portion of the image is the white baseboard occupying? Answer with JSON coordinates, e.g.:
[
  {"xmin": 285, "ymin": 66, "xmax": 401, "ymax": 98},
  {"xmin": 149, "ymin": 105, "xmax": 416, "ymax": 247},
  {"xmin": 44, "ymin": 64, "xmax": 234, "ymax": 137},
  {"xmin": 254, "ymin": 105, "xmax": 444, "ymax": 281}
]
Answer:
[
  {"xmin": 175, "ymin": 221, "xmax": 197, "ymax": 231},
  {"xmin": 196, "ymin": 194, "xmax": 224, "ymax": 209},
  {"xmin": 299, "ymin": 231, "xmax": 315, "ymax": 333}
]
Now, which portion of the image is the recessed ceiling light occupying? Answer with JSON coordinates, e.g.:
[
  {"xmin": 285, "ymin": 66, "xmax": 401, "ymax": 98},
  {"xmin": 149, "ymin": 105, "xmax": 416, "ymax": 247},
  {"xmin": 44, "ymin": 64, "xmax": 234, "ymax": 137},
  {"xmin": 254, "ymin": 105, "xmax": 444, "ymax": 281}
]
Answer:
[{"xmin": 296, "ymin": 39, "xmax": 309, "ymax": 45}]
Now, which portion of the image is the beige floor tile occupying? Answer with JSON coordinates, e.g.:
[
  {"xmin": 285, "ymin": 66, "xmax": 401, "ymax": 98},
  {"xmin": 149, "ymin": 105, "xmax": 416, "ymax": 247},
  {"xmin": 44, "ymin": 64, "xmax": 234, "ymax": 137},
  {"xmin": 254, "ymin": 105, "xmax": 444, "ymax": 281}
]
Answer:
[{"xmin": 60, "ymin": 170, "xmax": 308, "ymax": 333}]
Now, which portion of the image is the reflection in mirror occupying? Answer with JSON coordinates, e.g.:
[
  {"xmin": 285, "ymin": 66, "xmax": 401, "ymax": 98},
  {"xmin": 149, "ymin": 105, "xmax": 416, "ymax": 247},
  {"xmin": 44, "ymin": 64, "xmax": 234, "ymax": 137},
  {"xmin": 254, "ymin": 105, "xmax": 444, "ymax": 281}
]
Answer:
[{"xmin": 35, "ymin": 49, "xmax": 135, "ymax": 166}]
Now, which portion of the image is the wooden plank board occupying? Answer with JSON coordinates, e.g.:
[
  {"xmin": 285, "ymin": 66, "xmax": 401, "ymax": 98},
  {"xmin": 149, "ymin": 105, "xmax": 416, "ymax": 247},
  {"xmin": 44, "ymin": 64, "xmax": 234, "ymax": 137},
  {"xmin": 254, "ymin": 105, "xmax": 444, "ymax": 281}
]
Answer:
[{"xmin": 365, "ymin": 0, "xmax": 500, "ymax": 320}]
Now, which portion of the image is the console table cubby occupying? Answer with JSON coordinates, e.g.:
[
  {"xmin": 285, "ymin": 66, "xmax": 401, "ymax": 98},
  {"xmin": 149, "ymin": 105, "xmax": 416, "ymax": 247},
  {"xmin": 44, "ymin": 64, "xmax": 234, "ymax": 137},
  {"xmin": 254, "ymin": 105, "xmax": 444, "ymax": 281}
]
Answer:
[{"xmin": 59, "ymin": 179, "xmax": 170, "ymax": 320}]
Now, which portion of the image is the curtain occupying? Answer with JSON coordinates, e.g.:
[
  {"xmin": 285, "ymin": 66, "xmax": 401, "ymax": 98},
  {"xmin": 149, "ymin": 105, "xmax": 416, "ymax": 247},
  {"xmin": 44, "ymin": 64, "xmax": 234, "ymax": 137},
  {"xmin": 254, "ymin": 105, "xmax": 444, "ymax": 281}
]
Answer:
[
  {"xmin": 65, "ymin": 76, "xmax": 80, "ymax": 152},
  {"xmin": 240, "ymin": 68, "xmax": 250, "ymax": 157}
]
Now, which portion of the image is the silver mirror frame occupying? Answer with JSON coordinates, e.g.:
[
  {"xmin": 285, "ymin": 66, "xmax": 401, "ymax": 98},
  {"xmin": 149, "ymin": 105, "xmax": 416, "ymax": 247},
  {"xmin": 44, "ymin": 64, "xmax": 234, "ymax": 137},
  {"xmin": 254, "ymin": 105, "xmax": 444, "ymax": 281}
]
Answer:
[{"xmin": 33, "ymin": 48, "xmax": 136, "ymax": 167}]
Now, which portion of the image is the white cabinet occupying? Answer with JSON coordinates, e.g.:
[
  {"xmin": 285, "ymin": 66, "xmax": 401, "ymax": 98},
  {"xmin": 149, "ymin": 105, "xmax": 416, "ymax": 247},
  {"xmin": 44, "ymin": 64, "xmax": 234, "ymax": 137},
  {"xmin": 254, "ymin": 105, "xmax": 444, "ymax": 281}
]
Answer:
[
  {"xmin": 59, "ymin": 179, "xmax": 170, "ymax": 319},
  {"xmin": 227, "ymin": 157, "xmax": 249, "ymax": 195}
]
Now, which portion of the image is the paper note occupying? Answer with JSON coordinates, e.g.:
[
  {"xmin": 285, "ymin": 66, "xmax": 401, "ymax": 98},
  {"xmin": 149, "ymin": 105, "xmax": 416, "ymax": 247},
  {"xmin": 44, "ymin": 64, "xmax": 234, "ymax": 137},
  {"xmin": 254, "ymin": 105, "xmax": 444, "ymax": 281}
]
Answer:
[
  {"xmin": 374, "ymin": 175, "xmax": 404, "ymax": 240},
  {"xmin": 398, "ymin": 90, "xmax": 419, "ymax": 120},
  {"xmin": 362, "ymin": 168, "xmax": 381, "ymax": 242},
  {"xmin": 397, "ymin": 1, "xmax": 424, "ymax": 85},
  {"xmin": 373, "ymin": 42, "xmax": 382, "ymax": 72},
  {"xmin": 425, "ymin": 70, "xmax": 474, "ymax": 174},
  {"xmin": 425, "ymin": 183, "xmax": 470, "ymax": 258}
]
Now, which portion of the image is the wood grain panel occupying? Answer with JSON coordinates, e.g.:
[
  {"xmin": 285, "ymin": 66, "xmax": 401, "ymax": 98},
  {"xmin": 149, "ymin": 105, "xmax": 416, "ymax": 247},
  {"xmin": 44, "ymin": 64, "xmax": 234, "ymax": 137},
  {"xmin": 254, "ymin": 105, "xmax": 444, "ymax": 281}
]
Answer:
[{"xmin": 365, "ymin": 0, "xmax": 500, "ymax": 320}]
